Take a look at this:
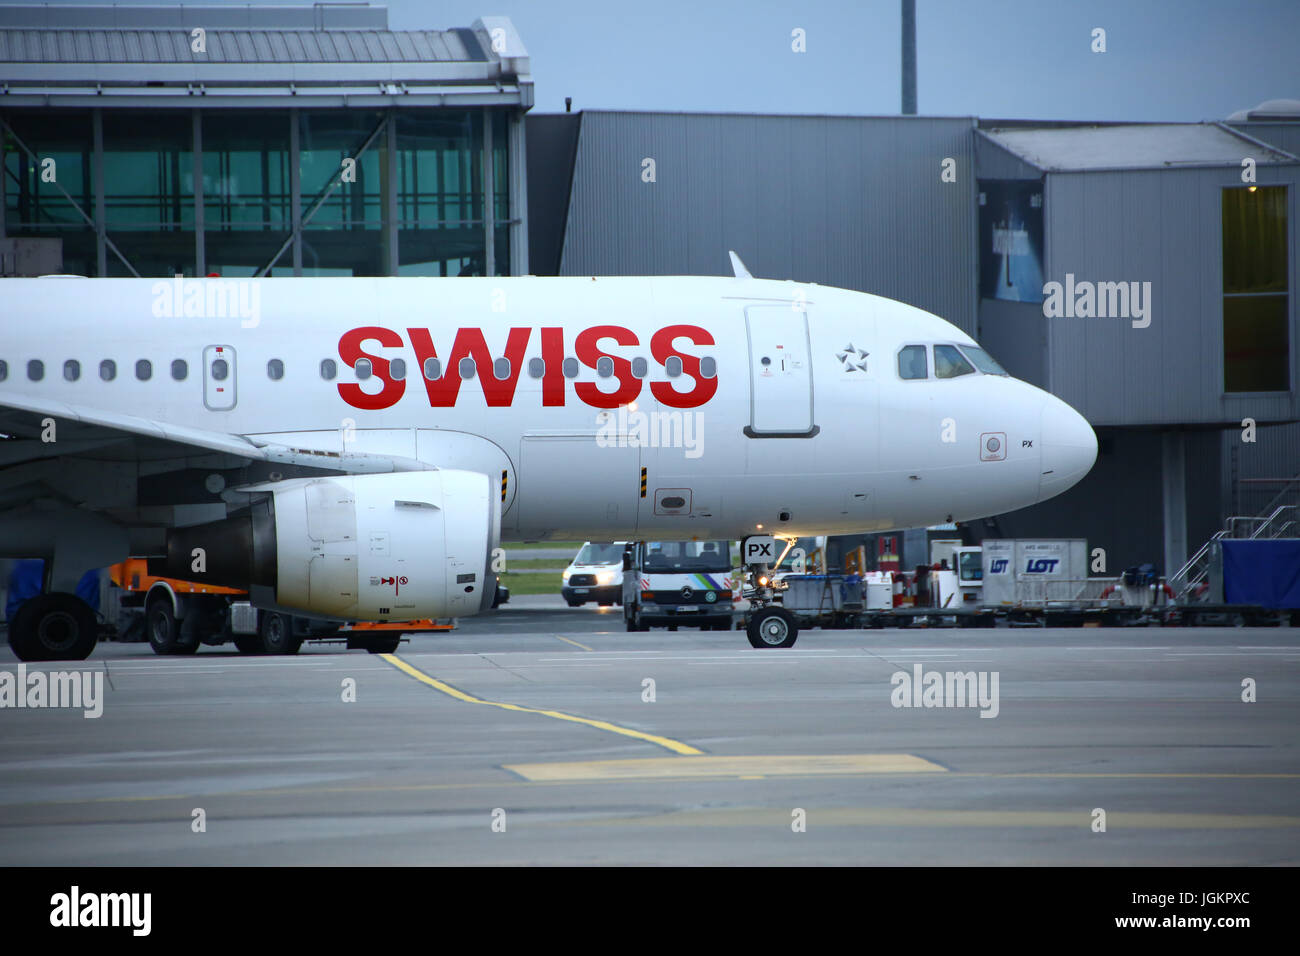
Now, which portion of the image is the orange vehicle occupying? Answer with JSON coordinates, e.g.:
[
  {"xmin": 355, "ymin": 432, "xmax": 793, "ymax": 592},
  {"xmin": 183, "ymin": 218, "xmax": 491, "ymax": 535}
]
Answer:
[{"xmin": 110, "ymin": 558, "xmax": 451, "ymax": 656}]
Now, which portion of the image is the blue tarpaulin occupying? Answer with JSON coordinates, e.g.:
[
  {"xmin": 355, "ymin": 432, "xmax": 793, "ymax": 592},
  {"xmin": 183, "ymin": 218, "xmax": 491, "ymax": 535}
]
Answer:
[
  {"xmin": 5, "ymin": 560, "xmax": 102, "ymax": 620},
  {"xmin": 1222, "ymin": 539, "xmax": 1300, "ymax": 609}
]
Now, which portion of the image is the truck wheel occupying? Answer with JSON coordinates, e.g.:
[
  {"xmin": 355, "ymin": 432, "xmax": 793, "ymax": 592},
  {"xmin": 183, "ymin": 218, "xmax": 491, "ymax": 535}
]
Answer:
[
  {"xmin": 747, "ymin": 607, "xmax": 798, "ymax": 648},
  {"xmin": 365, "ymin": 636, "xmax": 401, "ymax": 654},
  {"xmin": 147, "ymin": 599, "xmax": 198, "ymax": 655},
  {"xmin": 7, "ymin": 593, "xmax": 98, "ymax": 662},
  {"xmin": 232, "ymin": 634, "xmax": 263, "ymax": 655},
  {"xmin": 259, "ymin": 612, "xmax": 302, "ymax": 655}
]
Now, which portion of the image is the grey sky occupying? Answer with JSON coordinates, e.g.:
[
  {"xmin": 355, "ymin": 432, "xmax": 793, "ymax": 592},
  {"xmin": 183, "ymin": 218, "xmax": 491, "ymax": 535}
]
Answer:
[
  {"xmin": 5, "ymin": 0, "xmax": 1296, "ymax": 120},
  {"xmin": 395, "ymin": 0, "xmax": 1298, "ymax": 120}
]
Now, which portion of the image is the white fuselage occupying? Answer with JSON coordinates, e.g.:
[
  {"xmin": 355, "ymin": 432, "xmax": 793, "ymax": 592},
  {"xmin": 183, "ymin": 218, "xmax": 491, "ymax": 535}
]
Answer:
[{"xmin": 1, "ymin": 275, "xmax": 1097, "ymax": 540}]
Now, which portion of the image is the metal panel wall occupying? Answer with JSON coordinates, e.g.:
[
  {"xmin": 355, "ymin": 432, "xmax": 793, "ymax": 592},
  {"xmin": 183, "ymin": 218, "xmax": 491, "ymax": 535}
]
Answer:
[
  {"xmin": 558, "ymin": 111, "xmax": 979, "ymax": 335},
  {"xmin": 1044, "ymin": 165, "xmax": 1300, "ymax": 426},
  {"xmin": 974, "ymin": 131, "xmax": 1042, "ymax": 180},
  {"xmin": 978, "ymin": 298, "xmax": 1047, "ymax": 387},
  {"xmin": 1228, "ymin": 122, "xmax": 1300, "ymax": 161}
]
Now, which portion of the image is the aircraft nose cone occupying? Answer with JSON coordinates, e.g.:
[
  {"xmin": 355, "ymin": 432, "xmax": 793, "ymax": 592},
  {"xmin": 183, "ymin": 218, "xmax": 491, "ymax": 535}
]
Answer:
[{"xmin": 1038, "ymin": 398, "xmax": 1097, "ymax": 502}]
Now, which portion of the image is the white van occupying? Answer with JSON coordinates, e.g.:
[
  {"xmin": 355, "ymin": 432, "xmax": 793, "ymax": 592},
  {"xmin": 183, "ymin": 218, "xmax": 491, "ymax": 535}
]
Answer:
[{"xmin": 561, "ymin": 541, "xmax": 628, "ymax": 607}]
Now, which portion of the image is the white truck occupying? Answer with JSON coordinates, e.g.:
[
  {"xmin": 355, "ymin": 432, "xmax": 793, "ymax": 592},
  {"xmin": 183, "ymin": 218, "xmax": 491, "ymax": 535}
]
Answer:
[{"xmin": 621, "ymin": 539, "xmax": 738, "ymax": 632}]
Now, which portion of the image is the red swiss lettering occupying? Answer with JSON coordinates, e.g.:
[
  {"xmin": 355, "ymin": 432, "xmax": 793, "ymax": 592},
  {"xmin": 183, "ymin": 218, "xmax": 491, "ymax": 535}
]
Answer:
[
  {"xmin": 338, "ymin": 326, "xmax": 406, "ymax": 410},
  {"xmin": 539, "ymin": 327, "xmax": 566, "ymax": 407},
  {"xmin": 650, "ymin": 324, "xmax": 717, "ymax": 408},
  {"xmin": 575, "ymin": 325, "xmax": 642, "ymax": 409},
  {"xmin": 407, "ymin": 327, "xmax": 532, "ymax": 407}
]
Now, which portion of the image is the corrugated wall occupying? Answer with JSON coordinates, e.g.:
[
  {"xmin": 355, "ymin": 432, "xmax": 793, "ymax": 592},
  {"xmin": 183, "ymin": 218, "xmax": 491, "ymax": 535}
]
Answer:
[
  {"xmin": 974, "ymin": 131, "xmax": 1042, "ymax": 180},
  {"xmin": 558, "ymin": 110, "xmax": 979, "ymax": 334},
  {"xmin": 1228, "ymin": 122, "xmax": 1300, "ymax": 161},
  {"xmin": 1044, "ymin": 165, "xmax": 1300, "ymax": 426},
  {"xmin": 978, "ymin": 298, "xmax": 1047, "ymax": 387}
]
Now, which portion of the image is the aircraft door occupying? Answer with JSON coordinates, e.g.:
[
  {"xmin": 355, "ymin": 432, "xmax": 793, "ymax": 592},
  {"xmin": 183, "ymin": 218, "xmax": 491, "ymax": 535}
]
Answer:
[
  {"xmin": 744, "ymin": 305, "xmax": 816, "ymax": 437},
  {"xmin": 203, "ymin": 345, "xmax": 236, "ymax": 410}
]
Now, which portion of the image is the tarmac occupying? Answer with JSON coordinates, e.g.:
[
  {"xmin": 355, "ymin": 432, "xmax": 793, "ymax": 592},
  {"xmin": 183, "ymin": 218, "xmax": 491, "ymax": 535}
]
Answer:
[{"xmin": 1, "ymin": 604, "xmax": 1296, "ymax": 865}]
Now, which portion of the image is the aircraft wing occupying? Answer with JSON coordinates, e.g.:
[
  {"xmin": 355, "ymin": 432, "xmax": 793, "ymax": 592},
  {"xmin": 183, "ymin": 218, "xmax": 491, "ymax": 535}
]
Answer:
[{"xmin": 0, "ymin": 392, "xmax": 431, "ymax": 477}]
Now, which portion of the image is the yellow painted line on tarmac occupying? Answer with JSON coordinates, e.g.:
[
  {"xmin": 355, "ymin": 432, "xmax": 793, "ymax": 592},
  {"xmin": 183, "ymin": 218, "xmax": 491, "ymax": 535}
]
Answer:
[
  {"xmin": 553, "ymin": 635, "xmax": 593, "ymax": 651},
  {"xmin": 573, "ymin": 807, "xmax": 1300, "ymax": 829},
  {"xmin": 380, "ymin": 653, "xmax": 702, "ymax": 755},
  {"xmin": 24, "ymin": 769, "xmax": 1300, "ymax": 809},
  {"xmin": 504, "ymin": 753, "xmax": 947, "ymax": 782}
]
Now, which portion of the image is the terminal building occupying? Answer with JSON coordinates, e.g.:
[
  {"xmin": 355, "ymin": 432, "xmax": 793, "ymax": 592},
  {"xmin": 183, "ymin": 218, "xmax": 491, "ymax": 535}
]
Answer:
[{"xmin": 2, "ymin": 3, "xmax": 1297, "ymax": 583}]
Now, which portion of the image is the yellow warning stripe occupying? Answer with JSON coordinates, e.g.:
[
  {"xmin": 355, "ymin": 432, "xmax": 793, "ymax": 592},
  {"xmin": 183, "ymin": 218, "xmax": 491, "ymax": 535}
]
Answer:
[{"xmin": 380, "ymin": 654, "xmax": 702, "ymax": 755}]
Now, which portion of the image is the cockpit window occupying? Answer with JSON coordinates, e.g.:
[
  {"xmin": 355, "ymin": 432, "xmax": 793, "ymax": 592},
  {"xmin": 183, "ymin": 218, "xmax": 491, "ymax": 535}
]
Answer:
[
  {"xmin": 898, "ymin": 345, "xmax": 928, "ymax": 380},
  {"xmin": 934, "ymin": 345, "xmax": 976, "ymax": 379},
  {"xmin": 959, "ymin": 345, "xmax": 1009, "ymax": 376}
]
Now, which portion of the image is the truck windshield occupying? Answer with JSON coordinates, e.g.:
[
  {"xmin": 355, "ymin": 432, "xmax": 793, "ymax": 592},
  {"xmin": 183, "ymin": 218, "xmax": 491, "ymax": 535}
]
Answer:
[
  {"xmin": 959, "ymin": 552, "xmax": 983, "ymax": 581},
  {"xmin": 643, "ymin": 540, "xmax": 732, "ymax": 573},
  {"xmin": 576, "ymin": 542, "xmax": 623, "ymax": 565}
]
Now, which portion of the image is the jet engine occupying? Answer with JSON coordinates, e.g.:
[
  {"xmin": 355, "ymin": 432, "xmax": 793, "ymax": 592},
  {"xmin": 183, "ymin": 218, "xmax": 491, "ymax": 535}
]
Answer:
[{"xmin": 151, "ymin": 471, "xmax": 499, "ymax": 620}]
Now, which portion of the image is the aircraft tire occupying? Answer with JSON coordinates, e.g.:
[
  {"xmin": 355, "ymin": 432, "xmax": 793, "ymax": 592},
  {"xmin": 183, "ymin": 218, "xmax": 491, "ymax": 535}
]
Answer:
[
  {"xmin": 147, "ymin": 598, "xmax": 198, "ymax": 655},
  {"xmin": 747, "ymin": 607, "xmax": 798, "ymax": 649},
  {"xmin": 7, "ymin": 593, "xmax": 98, "ymax": 662},
  {"xmin": 259, "ymin": 612, "xmax": 303, "ymax": 655}
]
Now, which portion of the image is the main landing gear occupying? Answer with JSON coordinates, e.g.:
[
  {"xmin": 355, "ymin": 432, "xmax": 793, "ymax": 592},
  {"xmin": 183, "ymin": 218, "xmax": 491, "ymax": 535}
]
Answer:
[{"xmin": 7, "ymin": 592, "xmax": 98, "ymax": 662}]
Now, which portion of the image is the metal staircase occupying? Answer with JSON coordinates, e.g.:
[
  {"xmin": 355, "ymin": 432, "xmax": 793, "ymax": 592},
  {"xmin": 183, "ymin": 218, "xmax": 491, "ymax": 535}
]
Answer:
[{"xmin": 1170, "ymin": 474, "xmax": 1299, "ymax": 601}]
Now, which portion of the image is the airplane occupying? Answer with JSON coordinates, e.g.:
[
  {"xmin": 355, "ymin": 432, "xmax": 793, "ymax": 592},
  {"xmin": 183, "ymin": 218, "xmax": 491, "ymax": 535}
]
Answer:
[{"xmin": 0, "ymin": 254, "xmax": 1096, "ymax": 659}]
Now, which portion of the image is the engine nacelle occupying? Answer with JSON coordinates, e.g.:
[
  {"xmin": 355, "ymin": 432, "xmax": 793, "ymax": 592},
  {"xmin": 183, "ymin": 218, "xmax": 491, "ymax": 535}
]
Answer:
[{"xmin": 153, "ymin": 471, "xmax": 499, "ymax": 621}]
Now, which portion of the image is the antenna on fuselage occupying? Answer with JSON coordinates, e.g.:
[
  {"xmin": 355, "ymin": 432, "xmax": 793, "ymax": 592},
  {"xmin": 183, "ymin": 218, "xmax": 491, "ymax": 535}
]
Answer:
[{"xmin": 728, "ymin": 250, "xmax": 753, "ymax": 279}]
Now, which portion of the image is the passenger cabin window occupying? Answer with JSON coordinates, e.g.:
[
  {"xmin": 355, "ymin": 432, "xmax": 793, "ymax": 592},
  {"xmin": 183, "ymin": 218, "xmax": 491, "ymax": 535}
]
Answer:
[
  {"xmin": 596, "ymin": 356, "xmax": 614, "ymax": 378},
  {"xmin": 64, "ymin": 360, "xmax": 80, "ymax": 382},
  {"xmin": 100, "ymin": 359, "xmax": 116, "ymax": 381},
  {"xmin": 934, "ymin": 345, "xmax": 976, "ymax": 379},
  {"xmin": 211, "ymin": 358, "xmax": 229, "ymax": 381},
  {"xmin": 355, "ymin": 358, "xmax": 372, "ymax": 380},
  {"xmin": 171, "ymin": 359, "xmax": 187, "ymax": 381},
  {"xmin": 390, "ymin": 358, "xmax": 406, "ymax": 381},
  {"xmin": 493, "ymin": 357, "xmax": 511, "ymax": 380},
  {"xmin": 665, "ymin": 356, "xmax": 683, "ymax": 378},
  {"xmin": 28, "ymin": 359, "xmax": 44, "ymax": 381},
  {"xmin": 897, "ymin": 345, "xmax": 927, "ymax": 380},
  {"xmin": 267, "ymin": 359, "xmax": 285, "ymax": 381},
  {"xmin": 320, "ymin": 359, "xmax": 337, "ymax": 380},
  {"xmin": 631, "ymin": 357, "xmax": 648, "ymax": 379},
  {"xmin": 135, "ymin": 359, "xmax": 152, "ymax": 381},
  {"xmin": 562, "ymin": 357, "xmax": 579, "ymax": 379},
  {"xmin": 0, "ymin": 360, "xmax": 8, "ymax": 381},
  {"xmin": 527, "ymin": 357, "xmax": 545, "ymax": 379},
  {"xmin": 700, "ymin": 357, "xmax": 717, "ymax": 379},
  {"xmin": 459, "ymin": 357, "xmax": 476, "ymax": 379},
  {"xmin": 423, "ymin": 357, "xmax": 441, "ymax": 380}
]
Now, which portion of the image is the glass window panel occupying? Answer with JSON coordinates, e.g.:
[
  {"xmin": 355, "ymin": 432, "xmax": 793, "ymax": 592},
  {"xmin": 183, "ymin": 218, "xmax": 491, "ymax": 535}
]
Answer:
[
  {"xmin": 1224, "ymin": 295, "xmax": 1289, "ymax": 392},
  {"xmin": 1223, "ymin": 186, "xmax": 1287, "ymax": 295},
  {"xmin": 898, "ymin": 345, "xmax": 928, "ymax": 380},
  {"xmin": 934, "ymin": 344, "xmax": 976, "ymax": 378}
]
